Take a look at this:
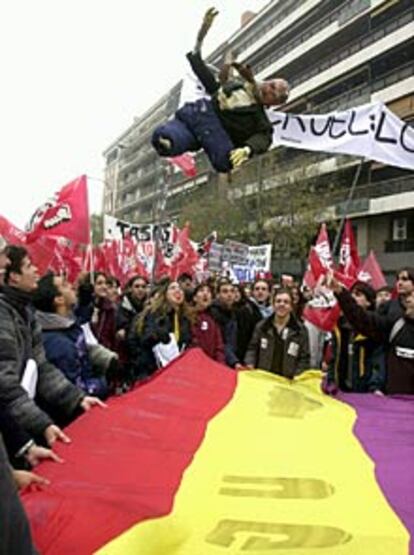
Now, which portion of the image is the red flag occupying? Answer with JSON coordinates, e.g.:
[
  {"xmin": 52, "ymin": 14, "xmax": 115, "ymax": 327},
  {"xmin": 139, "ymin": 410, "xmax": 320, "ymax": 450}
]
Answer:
[
  {"xmin": 120, "ymin": 235, "xmax": 149, "ymax": 284},
  {"xmin": 197, "ymin": 231, "xmax": 217, "ymax": 256},
  {"xmin": 167, "ymin": 154, "xmax": 197, "ymax": 178},
  {"xmin": 303, "ymin": 224, "xmax": 334, "ymax": 288},
  {"xmin": 302, "ymin": 226, "xmax": 340, "ymax": 331},
  {"xmin": 26, "ymin": 236, "xmax": 58, "ymax": 275},
  {"xmin": 56, "ymin": 242, "xmax": 84, "ymax": 283},
  {"xmin": 154, "ymin": 248, "xmax": 171, "ymax": 280},
  {"xmin": 171, "ymin": 225, "xmax": 199, "ymax": 280},
  {"xmin": 303, "ymin": 285, "xmax": 341, "ymax": 332},
  {"xmin": 26, "ymin": 175, "xmax": 90, "ymax": 244},
  {"xmin": 0, "ymin": 215, "xmax": 27, "ymax": 245},
  {"xmin": 358, "ymin": 250, "xmax": 387, "ymax": 290},
  {"xmin": 338, "ymin": 219, "xmax": 361, "ymax": 278}
]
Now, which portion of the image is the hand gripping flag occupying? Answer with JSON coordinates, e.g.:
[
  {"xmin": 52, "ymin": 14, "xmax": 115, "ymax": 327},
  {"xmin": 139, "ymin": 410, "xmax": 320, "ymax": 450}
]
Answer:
[{"xmin": 26, "ymin": 175, "xmax": 90, "ymax": 244}]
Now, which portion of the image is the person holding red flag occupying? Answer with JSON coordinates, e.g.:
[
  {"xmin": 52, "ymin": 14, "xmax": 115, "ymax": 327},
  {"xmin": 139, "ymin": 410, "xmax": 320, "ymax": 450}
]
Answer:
[
  {"xmin": 323, "ymin": 281, "xmax": 385, "ymax": 395},
  {"xmin": 326, "ymin": 270, "xmax": 414, "ymax": 395}
]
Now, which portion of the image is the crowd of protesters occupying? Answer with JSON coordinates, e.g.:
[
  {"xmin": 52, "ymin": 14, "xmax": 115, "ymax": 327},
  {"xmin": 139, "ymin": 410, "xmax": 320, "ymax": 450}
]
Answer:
[{"xmin": 0, "ymin": 235, "xmax": 413, "ymax": 553}]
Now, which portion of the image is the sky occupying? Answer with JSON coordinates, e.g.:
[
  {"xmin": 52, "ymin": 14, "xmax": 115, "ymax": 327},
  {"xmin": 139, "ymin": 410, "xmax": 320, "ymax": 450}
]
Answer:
[{"xmin": 0, "ymin": 0, "xmax": 269, "ymax": 228}]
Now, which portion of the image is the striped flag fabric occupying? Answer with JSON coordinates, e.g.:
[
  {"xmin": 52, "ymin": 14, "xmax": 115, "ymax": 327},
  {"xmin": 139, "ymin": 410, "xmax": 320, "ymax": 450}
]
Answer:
[{"xmin": 23, "ymin": 349, "xmax": 413, "ymax": 554}]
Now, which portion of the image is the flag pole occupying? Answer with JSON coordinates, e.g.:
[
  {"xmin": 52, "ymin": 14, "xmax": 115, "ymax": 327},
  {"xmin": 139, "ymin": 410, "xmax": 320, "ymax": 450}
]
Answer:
[
  {"xmin": 332, "ymin": 158, "xmax": 364, "ymax": 256},
  {"xmin": 89, "ymin": 228, "xmax": 95, "ymax": 285},
  {"xmin": 151, "ymin": 162, "xmax": 172, "ymax": 283}
]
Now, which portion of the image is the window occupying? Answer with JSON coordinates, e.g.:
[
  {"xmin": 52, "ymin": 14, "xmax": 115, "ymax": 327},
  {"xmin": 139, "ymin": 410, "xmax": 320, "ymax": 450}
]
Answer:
[{"xmin": 392, "ymin": 218, "xmax": 407, "ymax": 241}]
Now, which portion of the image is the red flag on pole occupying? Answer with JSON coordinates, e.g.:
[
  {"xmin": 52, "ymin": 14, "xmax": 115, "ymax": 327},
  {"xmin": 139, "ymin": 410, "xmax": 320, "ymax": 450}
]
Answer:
[
  {"xmin": 303, "ymin": 224, "xmax": 334, "ymax": 288},
  {"xmin": 171, "ymin": 225, "xmax": 200, "ymax": 280},
  {"xmin": 338, "ymin": 219, "xmax": 361, "ymax": 278},
  {"xmin": 26, "ymin": 175, "xmax": 90, "ymax": 244},
  {"xmin": 0, "ymin": 215, "xmax": 27, "ymax": 245},
  {"xmin": 302, "ymin": 225, "xmax": 340, "ymax": 331},
  {"xmin": 167, "ymin": 154, "xmax": 197, "ymax": 178},
  {"xmin": 358, "ymin": 250, "xmax": 387, "ymax": 290}
]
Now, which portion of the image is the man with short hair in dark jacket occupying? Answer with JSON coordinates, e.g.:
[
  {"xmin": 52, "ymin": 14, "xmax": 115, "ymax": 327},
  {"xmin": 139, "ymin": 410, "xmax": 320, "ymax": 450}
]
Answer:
[
  {"xmin": 33, "ymin": 272, "xmax": 109, "ymax": 399},
  {"xmin": 378, "ymin": 267, "xmax": 414, "ymax": 320},
  {"xmin": 245, "ymin": 288, "xmax": 310, "ymax": 377},
  {"xmin": 236, "ymin": 279, "xmax": 273, "ymax": 363},
  {"xmin": 0, "ymin": 246, "xmax": 105, "ymax": 446},
  {"xmin": 210, "ymin": 280, "xmax": 242, "ymax": 368}
]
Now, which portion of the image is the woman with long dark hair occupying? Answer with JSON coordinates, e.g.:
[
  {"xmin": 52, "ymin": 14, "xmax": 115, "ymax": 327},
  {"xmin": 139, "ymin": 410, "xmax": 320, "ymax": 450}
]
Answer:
[{"xmin": 129, "ymin": 279, "xmax": 192, "ymax": 380}]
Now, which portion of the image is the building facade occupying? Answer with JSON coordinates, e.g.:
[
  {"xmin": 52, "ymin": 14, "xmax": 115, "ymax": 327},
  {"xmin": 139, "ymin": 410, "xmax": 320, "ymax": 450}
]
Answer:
[{"xmin": 103, "ymin": 0, "xmax": 414, "ymax": 276}]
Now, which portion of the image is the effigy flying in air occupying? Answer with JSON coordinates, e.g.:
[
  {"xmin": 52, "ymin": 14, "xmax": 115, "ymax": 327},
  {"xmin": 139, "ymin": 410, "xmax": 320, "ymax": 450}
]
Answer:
[{"xmin": 152, "ymin": 8, "xmax": 290, "ymax": 173}]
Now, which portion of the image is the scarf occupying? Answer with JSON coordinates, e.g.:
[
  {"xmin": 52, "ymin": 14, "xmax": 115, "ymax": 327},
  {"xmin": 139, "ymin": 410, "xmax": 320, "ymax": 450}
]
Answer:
[{"xmin": 1, "ymin": 285, "xmax": 34, "ymax": 320}]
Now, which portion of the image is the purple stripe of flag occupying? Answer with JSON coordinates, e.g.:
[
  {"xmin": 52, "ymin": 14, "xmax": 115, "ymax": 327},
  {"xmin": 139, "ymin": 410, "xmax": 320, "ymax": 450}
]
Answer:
[{"xmin": 340, "ymin": 393, "xmax": 414, "ymax": 555}]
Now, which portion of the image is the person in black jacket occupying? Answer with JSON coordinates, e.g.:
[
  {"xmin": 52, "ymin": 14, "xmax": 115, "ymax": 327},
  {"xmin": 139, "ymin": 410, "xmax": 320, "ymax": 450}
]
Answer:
[
  {"xmin": 324, "ymin": 282, "xmax": 385, "ymax": 394},
  {"xmin": 326, "ymin": 271, "xmax": 414, "ymax": 394},
  {"xmin": 152, "ymin": 7, "xmax": 289, "ymax": 173},
  {"xmin": 0, "ymin": 246, "xmax": 106, "ymax": 446},
  {"xmin": 0, "ymin": 435, "xmax": 39, "ymax": 555},
  {"xmin": 235, "ymin": 280, "xmax": 272, "ymax": 363},
  {"xmin": 244, "ymin": 288, "xmax": 310, "ymax": 377},
  {"xmin": 0, "ymin": 405, "xmax": 62, "ymax": 468},
  {"xmin": 129, "ymin": 280, "xmax": 192, "ymax": 379},
  {"xmin": 210, "ymin": 280, "xmax": 242, "ymax": 368},
  {"xmin": 377, "ymin": 267, "xmax": 414, "ymax": 320}
]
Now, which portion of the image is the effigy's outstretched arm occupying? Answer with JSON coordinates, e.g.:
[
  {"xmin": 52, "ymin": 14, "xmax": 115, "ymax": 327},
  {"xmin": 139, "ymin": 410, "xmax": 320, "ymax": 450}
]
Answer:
[{"xmin": 194, "ymin": 7, "xmax": 218, "ymax": 54}]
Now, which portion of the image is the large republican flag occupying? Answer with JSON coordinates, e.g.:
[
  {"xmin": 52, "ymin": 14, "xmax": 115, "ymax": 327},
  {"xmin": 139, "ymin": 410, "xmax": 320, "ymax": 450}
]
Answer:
[{"xmin": 23, "ymin": 350, "xmax": 413, "ymax": 554}]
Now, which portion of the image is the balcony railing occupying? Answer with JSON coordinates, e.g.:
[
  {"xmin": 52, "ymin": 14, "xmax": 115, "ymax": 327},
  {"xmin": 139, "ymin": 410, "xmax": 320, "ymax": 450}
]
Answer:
[
  {"xmin": 288, "ymin": 10, "xmax": 413, "ymax": 88},
  {"xmin": 385, "ymin": 239, "xmax": 414, "ymax": 253}
]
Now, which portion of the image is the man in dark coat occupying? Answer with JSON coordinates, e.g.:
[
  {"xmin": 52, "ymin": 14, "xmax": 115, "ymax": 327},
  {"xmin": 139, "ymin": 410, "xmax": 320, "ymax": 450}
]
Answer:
[
  {"xmin": 152, "ymin": 8, "xmax": 289, "ymax": 173},
  {"xmin": 0, "ymin": 435, "xmax": 38, "ymax": 555},
  {"xmin": 245, "ymin": 288, "xmax": 310, "ymax": 377},
  {"xmin": 236, "ymin": 279, "xmax": 273, "ymax": 363},
  {"xmin": 378, "ymin": 267, "xmax": 414, "ymax": 320},
  {"xmin": 325, "ymin": 282, "xmax": 385, "ymax": 393},
  {"xmin": 0, "ymin": 246, "xmax": 105, "ymax": 446},
  {"xmin": 210, "ymin": 280, "xmax": 242, "ymax": 368},
  {"xmin": 327, "ymin": 271, "xmax": 414, "ymax": 394},
  {"xmin": 33, "ymin": 272, "xmax": 109, "ymax": 399}
]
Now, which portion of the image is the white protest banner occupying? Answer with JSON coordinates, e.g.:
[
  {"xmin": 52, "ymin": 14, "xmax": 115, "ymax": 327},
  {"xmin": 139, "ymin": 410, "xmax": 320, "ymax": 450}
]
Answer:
[
  {"xmin": 223, "ymin": 239, "xmax": 250, "ymax": 267},
  {"xmin": 233, "ymin": 244, "xmax": 272, "ymax": 283},
  {"xmin": 269, "ymin": 101, "xmax": 414, "ymax": 171},
  {"xmin": 104, "ymin": 215, "xmax": 174, "ymax": 244},
  {"xmin": 207, "ymin": 243, "xmax": 224, "ymax": 273},
  {"xmin": 248, "ymin": 244, "xmax": 272, "ymax": 273}
]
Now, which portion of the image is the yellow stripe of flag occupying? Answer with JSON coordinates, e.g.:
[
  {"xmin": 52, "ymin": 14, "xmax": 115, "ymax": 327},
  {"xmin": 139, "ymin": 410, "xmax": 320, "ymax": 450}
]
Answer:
[{"xmin": 97, "ymin": 371, "xmax": 409, "ymax": 554}]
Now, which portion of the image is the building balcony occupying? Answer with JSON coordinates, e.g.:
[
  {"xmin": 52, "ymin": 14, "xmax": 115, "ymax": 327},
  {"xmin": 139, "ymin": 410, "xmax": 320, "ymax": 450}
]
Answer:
[{"xmin": 385, "ymin": 239, "xmax": 414, "ymax": 253}]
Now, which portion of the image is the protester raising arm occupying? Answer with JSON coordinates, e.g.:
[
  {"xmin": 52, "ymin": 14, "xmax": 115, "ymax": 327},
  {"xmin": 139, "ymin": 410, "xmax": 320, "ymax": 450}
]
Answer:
[{"xmin": 325, "ymin": 271, "xmax": 389, "ymax": 342}]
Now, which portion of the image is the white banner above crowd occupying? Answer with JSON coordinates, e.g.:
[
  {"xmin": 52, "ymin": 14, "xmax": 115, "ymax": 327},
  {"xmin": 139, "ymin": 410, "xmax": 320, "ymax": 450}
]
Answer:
[
  {"xmin": 208, "ymin": 241, "xmax": 272, "ymax": 282},
  {"xmin": 268, "ymin": 101, "xmax": 414, "ymax": 170},
  {"xmin": 103, "ymin": 215, "xmax": 174, "ymax": 244}
]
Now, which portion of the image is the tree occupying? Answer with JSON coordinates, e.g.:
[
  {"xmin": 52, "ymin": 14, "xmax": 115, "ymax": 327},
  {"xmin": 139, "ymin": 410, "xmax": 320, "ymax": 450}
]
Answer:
[{"xmin": 177, "ymin": 175, "xmax": 250, "ymax": 242}]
